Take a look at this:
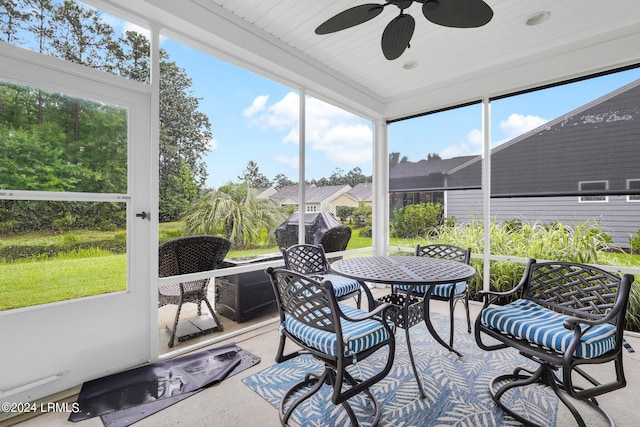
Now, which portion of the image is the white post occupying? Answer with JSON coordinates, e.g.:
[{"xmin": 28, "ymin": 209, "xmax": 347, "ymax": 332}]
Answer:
[
  {"xmin": 298, "ymin": 88, "xmax": 306, "ymax": 244},
  {"xmin": 372, "ymin": 119, "xmax": 389, "ymax": 256},
  {"xmin": 482, "ymin": 98, "xmax": 491, "ymax": 291}
]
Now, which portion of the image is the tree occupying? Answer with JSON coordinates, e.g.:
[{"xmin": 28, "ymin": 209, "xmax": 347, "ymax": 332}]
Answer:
[
  {"xmin": 158, "ymin": 57, "xmax": 213, "ymax": 220},
  {"xmin": 273, "ymin": 173, "xmax": 295, "ymax": 189},
  {"xmin": 0, "ymin": 1, "xmax": 211, "ymax": 225},
  {"xmin": 389, "ymin": 152, "xmax": 408, "ymax": 168},
  {"xmin": 182, "ymin": 182, "xmax": 287, "ymax": 249},
  {"xmin": 238, "ymin": 160, "xmax": 272, "ymax": 188},
  {"xmin": 0, "ymin": 0, "xmax": 28, "ymax": 43},
  {"xmin": 426, "ymin": 153, "xmax": 442, "ymax": 160}
]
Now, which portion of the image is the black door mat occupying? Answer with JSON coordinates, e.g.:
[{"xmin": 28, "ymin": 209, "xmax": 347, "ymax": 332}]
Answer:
[{"xmin": 68, "ymin": 343, "xmax": 260, "ymax": 426}]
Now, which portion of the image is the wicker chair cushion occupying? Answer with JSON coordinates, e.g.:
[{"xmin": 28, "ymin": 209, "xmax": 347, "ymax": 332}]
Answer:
[
  {"xmin": 396, "ymin": 281, "xmax": 467, "ymax": 298},
  {"xmin": 284, "ymin": 304, "xmax": 391, "ymax": 357},
  {"xmin": 481, "ymin": 299, "xmax": 616, "ymax": 359}
]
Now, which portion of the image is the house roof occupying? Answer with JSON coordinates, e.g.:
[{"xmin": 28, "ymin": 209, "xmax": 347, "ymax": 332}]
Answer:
[
  {"xmin": 270, "ymin": 184, "xmax": 351, "ymax": 205},
  {"xmin": 390, "ymin": 157, "xmax": 477, "ymax": 179},
  {"xmin": 94, "ymin": 1, "xmax": 640, "ymax": 121},
  {"xmin": 345, "ymin": 182, "xmax": 373, "ymax": 203}
]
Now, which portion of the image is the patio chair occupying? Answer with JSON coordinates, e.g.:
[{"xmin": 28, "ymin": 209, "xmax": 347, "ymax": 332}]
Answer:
[
  {"xmin": 395, "ymin": 243, "xmax": 472, "ymax": 347},
  {"xmin": 265, "ymin": 267, "xmax": 395, "ymax": 427},
  {"xmin": 282, "ymin": 243, "xmax": 363, "ymax": 308},
  {"xmin": 475, "ymin": 259, "xmax": 634, "ymax": 427},
  {"xmin": 158, "ymin": 235, "xmax": 231, "ymax": 347}
]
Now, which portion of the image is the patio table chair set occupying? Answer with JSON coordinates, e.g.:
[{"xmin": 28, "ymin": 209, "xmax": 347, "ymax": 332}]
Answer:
[
  {"xmin": 268, "ymin": 243, "xmax": 634, "ymax": 426},
  {"xmin": 156, "ymin": 238, "xmax": 634, "ymax": 426}
]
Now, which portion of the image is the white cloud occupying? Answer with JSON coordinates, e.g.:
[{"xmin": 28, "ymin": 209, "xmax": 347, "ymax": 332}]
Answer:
[
  {"xmin": 440, "ymin": 128, "xmax": 482, "ymax": 158},
  {"xmin": 273, "ymin": 154, "xmax": 299, "ymax": 170},
  {"xmin": 500, "ymin": 113, "xmax": 548, "ymax": 139},
  {"xmin": 243, "ymin": 95, "xmax": 269, "ymax": 118},
  {"xmin": 439, "ymin": 113, "xmax": 548, "ymax": 157},
  {"xmin": 245, "ymin": 92, "xmax": 372, "ymax": 166}
]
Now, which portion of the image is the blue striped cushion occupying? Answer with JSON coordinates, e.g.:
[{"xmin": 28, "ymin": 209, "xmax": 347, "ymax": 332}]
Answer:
[
  {"xmin": 396, "ymin": 281, "xmax": 467, "ymax": 298},
  {"xmin": 284, "ymin": 305, "xmax": 391, "ymax": 358},
  {"xmin": 481, "ymin": 299, "xmax": 616, "ymax": 359},
  {"xmin": 321, "ymin": 274, "xmax": 362, "ymax": 298}
]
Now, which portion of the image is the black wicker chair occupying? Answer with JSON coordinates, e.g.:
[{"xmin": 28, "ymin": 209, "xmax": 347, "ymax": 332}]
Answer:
[
  {"xmin": 158, "ymin": 235, "xmax": 231, "ymax": 347},
  {"xmin": 282, "ymin": 243, "xmax": 363, "ymax": 308},
  {"xmin": 266, "ymin": 267, "xmax": 395, "ymax": 426},
  {"xmin": 395, "ymin": 243, "xmax": 472, "ymax": 347},
  {"xmin": 475, "ymin": 259, "xmax": 634, "ymax": 427}
]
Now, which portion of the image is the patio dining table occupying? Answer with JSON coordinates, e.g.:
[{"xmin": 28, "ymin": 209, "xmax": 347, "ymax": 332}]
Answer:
[{"xmin": 331, "ymin": 255, "xmax": 476, "ymax": 399}]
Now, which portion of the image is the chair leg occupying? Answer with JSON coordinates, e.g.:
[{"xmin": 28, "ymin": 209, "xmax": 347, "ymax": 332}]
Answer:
[
  {"xmin": 489, "ymin": 364, "xmax": 616, "ymax": 427},
  {"xmin": 168, "ymin": 303, "xmax": 183, "ymax": 348},
  {"xmin": 280, "ymin": 370, "xmax": 329, "ymax": 426},
  {"xmin": 280, "ymin": 365, "xmax": 382, "ymax": 427},
  {"xmin": 464, "ymin": 293, "xmax": 472, "ymax": 333},
  {"xmin": 202, "ymin": 296, "xmax": 224, "ymax": 332},
  {"xmin": 448, "ymin": 296, "xmax": 456, "ymax": 348}
]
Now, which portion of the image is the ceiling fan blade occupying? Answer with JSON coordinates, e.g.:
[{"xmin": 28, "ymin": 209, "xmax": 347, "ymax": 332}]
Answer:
[
  {"xmin": 381, "ymin": 13, "xmax": 415, "ymax": 60},
  {"xmin": 315, "ymin": 4, "xmax": 385, "ymax": 35},
  {"xmin": 422, "ymin": 0, "xmax": 493, "ymax": 28}
]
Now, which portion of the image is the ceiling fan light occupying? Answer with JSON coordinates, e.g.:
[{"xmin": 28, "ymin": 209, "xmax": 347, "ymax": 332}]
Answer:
[
  {"xmin": 525, "ymin": 11, "xmax": 550, "ymax": 26},
  {"xmin": 423, "ymin": 0, "xmax": 440, "ymax": 11},
  {"xmin": 403, "ymin": 60, "xmax": 419, "ymax": 70}
]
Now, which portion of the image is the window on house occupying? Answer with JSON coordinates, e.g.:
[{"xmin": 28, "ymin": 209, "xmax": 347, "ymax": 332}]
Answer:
[
  {"xmin": 579, "ymin": 181, "xmax": 608, "ymax": 202},
  {"xmin": 628, "ymin": 179, "xmax": 640, "ymax": 202}
]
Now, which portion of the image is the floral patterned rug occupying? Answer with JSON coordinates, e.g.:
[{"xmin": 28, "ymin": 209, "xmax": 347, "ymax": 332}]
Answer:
[{"xmin": 243, "ymin": 314, "xmax": 557, "ymax": 426}]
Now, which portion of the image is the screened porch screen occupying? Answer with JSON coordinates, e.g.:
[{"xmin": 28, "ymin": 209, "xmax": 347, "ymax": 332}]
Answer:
[{"xmin": 389, "ymin": 79, "xmax": 640, "ymax": 198}]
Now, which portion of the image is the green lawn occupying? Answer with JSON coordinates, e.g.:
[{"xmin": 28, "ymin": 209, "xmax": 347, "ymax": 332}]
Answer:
[{"xmin": 0, "ymin": 254, "xmax": 126, "ymax": 310}]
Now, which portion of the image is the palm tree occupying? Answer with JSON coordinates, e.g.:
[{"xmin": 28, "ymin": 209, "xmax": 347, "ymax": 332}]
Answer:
[{"xmin": 182, "ymin": 182, "xmax": 287, "ymax": 249}]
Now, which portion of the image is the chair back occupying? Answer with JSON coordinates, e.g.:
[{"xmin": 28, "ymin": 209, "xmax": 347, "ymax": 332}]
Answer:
[
  {"xmin": 159, "ymin": 235, "xmax": 231, "ymax": 292},
  {"xmin": 523, "ymin": 261, "xmax": 632, "ymax": 327},
  {"xmin": 267, "ymin": 267, "xmax": 340, "ymax": 335},
  {"xmin": 415, "ymin": 243, "xmax": 471, "ymax": 264},
  {"xmin": 281, "ymin": 244, "xmax": 330, "ymax": 276}
]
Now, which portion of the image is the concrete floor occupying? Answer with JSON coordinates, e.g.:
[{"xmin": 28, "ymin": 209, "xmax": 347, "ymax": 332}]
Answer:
[{"xmin": 4, "ymin": 287, "xmax": 640, "ymax": 427}]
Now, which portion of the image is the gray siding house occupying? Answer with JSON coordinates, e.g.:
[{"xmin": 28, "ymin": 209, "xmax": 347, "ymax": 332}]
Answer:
[{"xmin": 390, "ymin": 79, "xmax": 640, "ymax": 248}]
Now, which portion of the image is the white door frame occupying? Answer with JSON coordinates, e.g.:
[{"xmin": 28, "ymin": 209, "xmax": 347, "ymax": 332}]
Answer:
[{"xmin": 0, "ymin": 44, "xmax": 154, "ymax": 404}]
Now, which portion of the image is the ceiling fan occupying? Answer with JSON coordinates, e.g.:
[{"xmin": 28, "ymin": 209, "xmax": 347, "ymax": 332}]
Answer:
[{"xmin": 315, "ymin": 0, "xmax": 494, "ymax": 60}]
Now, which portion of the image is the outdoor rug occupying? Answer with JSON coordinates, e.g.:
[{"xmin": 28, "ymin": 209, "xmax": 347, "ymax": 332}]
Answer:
[
  {"xmin": 69, "ymin": 342, "xmax": 260, "ymax": 427},
  {"xmin": 243, "ymin": 314, "xmax": 558, "ymax": 426}
]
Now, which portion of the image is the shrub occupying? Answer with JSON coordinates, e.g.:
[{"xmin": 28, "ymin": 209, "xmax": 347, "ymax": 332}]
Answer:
[
  {"xmin": 390, "ymin": 203, "xmax": 443, "ymax": 238},
  {"xmin": 359, "ymin": 225, "xmax": 372, "ymax": 238},
  {"xmin": 630, "ymin": 229, "xmax": 640, "ymax": 254}
]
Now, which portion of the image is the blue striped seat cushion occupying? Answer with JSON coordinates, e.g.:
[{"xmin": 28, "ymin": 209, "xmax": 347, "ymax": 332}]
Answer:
[
  {"xmin": 321, "ymin": 274, "xmax": 361, "ymax": 298},
  {"xmin": 396, "ymin": 281, "xmax": 467, "ymax": 298},
  {"xmin": 481, "ymin": 299, "xmax": 616, "ymax": 359},
  {"xmin": 284, "ymin": 304, "xmax": 391, "ymax": 358}
]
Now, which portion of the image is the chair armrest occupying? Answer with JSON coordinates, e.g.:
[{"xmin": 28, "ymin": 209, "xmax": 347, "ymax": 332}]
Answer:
[
  {"xmin": 477, "ymin": 259, "xmax": 533, "ymax": 306},
  {"xmin": 339, "ymin": 302, "xmax": 393, "ymax": 323}
]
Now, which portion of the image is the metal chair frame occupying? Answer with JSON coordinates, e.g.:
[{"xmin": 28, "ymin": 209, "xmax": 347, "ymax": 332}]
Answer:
[
  {"xmin": 475, "ymin": 259, "xmax": 634, "ymax": 427},
  {"xmin": 282, "ymin": 243, "xmax": 363, "ymax": 308},
  {"xmin": 266, "ymin": 267, "xmax": 395, "ymax": 427},
  {"xmin": 394, "ymin": 243, "xmax": 472, "ymax": 347}
]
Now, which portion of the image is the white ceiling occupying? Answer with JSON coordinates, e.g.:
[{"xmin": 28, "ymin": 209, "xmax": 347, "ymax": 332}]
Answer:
[{"xmin": 96, "ymin": 0, "xmax": 640, "ymax": 120}]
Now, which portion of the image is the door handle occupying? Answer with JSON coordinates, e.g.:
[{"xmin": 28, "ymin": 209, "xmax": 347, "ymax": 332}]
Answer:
[{"xmin": 136, "ymin": 211, "xmax": 150, "ymax": 220}]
